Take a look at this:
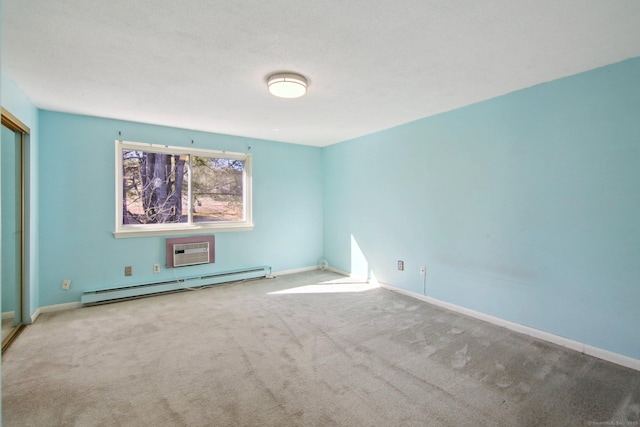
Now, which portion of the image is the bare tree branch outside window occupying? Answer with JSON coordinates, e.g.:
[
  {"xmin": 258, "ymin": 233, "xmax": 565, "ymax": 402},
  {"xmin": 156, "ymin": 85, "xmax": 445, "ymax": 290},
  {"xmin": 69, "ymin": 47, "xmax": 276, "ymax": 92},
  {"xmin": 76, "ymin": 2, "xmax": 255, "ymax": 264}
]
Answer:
[{"xmin": 122, "ymin": 150, "xmax": 244, "ymax": 225}]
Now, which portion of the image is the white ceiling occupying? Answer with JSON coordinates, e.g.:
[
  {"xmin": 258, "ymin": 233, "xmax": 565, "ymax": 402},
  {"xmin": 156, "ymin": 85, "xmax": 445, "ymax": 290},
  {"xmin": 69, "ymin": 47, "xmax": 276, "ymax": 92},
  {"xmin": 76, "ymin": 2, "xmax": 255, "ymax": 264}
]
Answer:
[{"xmin": 3, "ymin": 1, "xmax": 640, "ymax": 147}]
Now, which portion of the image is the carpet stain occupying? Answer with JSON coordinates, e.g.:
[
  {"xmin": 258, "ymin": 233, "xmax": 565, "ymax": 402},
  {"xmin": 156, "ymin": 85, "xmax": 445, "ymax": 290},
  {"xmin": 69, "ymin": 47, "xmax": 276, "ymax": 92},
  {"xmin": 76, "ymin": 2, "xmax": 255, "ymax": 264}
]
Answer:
[
  {"xmin": 452, "ymin": 344, "xmax": 471, "ymax": 369},
  {"xmin": 496, "ymin": 380, "xmax": 512, "ymax": 388},
  {"xmin": 424, "ymin": 345, "xmax": 438, "ymax": 357}
]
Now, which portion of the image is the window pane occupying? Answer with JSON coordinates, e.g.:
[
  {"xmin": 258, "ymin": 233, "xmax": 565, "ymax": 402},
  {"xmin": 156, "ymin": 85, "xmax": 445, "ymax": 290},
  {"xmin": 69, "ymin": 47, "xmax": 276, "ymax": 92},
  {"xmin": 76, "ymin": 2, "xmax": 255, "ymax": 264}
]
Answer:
[
  {"xmin": 122, "ymin": 150, "xmax": 189, "ymax": 224},
  {"xmin": 191, "ymin": 156, "xmax": 245, "ymax": 222}
]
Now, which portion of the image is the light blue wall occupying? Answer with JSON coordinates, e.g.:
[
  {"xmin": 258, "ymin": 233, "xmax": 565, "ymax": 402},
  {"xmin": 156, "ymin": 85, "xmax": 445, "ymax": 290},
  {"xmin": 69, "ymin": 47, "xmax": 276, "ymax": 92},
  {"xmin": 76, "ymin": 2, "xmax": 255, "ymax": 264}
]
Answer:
[
  {"xmin": 38, "ymin": 111, "xmax": 323, "ymax": 306},
  {"xmin": 323, "ymin": 57, "xmax": 640, "ymax": 360},
  {"xmin": 1, "ymin": 74, "xmax": 39, "ymax": 321}
]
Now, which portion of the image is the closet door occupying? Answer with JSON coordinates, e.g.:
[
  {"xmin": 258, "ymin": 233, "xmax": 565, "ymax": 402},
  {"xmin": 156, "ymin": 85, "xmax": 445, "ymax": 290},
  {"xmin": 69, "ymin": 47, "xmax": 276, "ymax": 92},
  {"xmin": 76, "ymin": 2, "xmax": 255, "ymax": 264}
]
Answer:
[{"xmin": 1, "ymin": 111, "xmax": 26, "ymax": 351}]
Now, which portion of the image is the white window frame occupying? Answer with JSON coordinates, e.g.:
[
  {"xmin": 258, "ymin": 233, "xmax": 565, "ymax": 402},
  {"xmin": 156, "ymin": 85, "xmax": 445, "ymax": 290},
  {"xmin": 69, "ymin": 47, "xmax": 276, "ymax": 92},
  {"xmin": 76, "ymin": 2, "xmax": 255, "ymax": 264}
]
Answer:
[{"xmin": 114, "ymin": 140, "xmax": 253, "ymax": 238}]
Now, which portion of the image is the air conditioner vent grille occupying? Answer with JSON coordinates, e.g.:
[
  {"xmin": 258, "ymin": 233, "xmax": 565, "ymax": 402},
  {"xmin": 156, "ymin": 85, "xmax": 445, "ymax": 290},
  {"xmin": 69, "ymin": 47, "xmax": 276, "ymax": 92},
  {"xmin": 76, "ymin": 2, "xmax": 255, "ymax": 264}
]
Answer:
[
  {"xmin": 166, "ymin": 235, "xmax": 214, "ymax": 268},
  {"xmin": 173, "ymin": 242, "xmax": 209, "ymax": 267}
]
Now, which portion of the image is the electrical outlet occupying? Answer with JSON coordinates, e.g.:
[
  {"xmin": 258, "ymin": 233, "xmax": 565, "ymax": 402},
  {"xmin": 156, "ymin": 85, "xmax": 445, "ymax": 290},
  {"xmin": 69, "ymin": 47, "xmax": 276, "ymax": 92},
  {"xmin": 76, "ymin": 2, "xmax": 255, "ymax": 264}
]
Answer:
[
  {"xmin": 397, "ymin": 260, "xmax": 404, "ymax": 271},
  {"xmin": 153, "ymin": 263, "xmax": 160, "ymax": 274},
  {"xmin": 420, "ymin": 266, "xmax": 426, "ymax": 276},
  {"xmin": 125, "ymin": 266, "xmax": 133, "ymax": 276},
  {"xmin": 61, "ymin": 279, "xmax": 71, "ymax": 290}
]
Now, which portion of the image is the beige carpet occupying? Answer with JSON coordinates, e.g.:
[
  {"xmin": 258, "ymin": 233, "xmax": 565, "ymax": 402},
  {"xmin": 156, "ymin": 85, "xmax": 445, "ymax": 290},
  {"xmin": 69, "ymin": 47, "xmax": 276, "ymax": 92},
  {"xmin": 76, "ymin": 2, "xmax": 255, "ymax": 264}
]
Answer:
[{"xmin": 2, "ymin": 270, "xmax": 640, "ymax": 426}]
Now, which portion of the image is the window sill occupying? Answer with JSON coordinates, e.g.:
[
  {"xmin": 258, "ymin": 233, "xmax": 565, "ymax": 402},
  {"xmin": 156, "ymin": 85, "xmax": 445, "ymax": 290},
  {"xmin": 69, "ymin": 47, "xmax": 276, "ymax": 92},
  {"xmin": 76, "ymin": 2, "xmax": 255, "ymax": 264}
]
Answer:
[{"xmin": 113, "ymin": 223, "xmax": 254, "ymax": 239}]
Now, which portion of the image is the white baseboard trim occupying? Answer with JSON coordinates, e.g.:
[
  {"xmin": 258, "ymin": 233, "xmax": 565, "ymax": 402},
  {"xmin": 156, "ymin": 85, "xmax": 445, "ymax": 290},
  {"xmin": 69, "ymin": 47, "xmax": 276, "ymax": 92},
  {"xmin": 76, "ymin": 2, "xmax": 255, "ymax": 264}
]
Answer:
[
  {"xmin": 31, "ymin": 301, "xmax": 82, "ymax": 323},
  {"xmin": 326, "ymin": 266, "xmax": 351, "ymax": 277},
  {"xmin": 2, "ymin": 311, "xmax": 15, "ymax": 320},
  {"xmin": 272, "ymin": 266, "xmax": 367, "ymax": 282},
  {"xmin": 272, "ymin": 266, "xmax": 318, "ymax": 276},
  {"xmin": 273, "ymin": 265, "xmax": 357, "ymax": 277},
  {"xmin": 380, "ymin": 283, "xmax": 640, "ymax": 372}
]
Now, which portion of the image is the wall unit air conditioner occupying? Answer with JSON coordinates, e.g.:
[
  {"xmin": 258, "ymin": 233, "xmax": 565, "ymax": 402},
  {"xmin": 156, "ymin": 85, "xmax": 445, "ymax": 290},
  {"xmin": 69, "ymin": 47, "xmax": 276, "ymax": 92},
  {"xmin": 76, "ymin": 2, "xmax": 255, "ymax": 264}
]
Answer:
[
  {"xmin": 173, "ymin": 242, "xmax": 209, "ymax": 267},
  {"xmin": 166, "ymin": 235, "xmax": 215, "ymax": 268}
]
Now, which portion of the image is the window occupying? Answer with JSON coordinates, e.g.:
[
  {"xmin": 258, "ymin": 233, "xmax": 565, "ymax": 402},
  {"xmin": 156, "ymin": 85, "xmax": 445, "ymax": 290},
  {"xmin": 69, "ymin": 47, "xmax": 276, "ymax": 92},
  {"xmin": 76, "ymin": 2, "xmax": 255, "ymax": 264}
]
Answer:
[{"xmin": 115, "ymin": 140, "xmax": 252, "ymax": 237}]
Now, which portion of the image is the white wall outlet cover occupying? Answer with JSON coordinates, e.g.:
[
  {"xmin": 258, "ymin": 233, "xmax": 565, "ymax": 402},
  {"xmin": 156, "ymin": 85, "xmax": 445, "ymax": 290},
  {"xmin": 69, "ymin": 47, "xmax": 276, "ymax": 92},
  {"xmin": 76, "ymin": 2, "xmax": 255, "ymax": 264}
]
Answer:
[{"xmin": 62, "ymin": 279, "xmax": 72, "ymax": 290}]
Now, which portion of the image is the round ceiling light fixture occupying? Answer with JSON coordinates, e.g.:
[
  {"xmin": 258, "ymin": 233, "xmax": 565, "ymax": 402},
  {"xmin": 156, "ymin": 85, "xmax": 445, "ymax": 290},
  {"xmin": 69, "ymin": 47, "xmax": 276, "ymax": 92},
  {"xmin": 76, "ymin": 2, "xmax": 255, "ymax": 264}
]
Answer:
[{"xmin": 267, "ymin": 73, "xmax": 308, "ymax": 98}]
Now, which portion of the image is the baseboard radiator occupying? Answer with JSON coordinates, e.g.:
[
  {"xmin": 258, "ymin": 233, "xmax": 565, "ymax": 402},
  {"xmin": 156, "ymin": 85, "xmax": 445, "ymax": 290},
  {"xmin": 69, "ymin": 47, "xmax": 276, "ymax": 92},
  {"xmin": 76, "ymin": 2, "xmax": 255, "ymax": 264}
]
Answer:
[{"xmin": 81, "ymin": 266, "xmax": 270, "ymax": 306}]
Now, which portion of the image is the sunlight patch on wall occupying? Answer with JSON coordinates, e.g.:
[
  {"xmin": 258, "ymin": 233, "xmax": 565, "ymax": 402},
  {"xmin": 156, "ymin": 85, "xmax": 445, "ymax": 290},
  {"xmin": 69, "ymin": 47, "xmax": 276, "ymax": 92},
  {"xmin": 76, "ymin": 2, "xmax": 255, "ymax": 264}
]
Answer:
[
  {"xmin": 351, "ymin": 234, "xmax": 369, "ymax": 280},
  {"xmin": 369, "ymin": 270, "xmax": 379, "ymax": 286}
]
